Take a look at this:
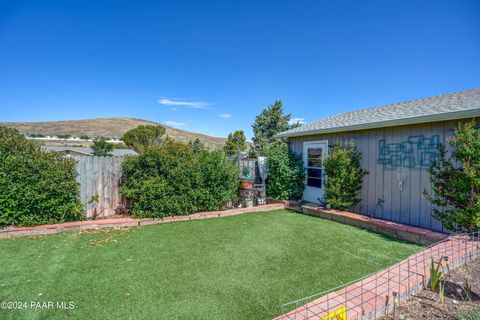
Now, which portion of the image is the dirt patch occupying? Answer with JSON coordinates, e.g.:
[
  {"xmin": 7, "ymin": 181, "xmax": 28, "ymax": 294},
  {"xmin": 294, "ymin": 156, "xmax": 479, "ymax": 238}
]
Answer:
[{"xmin": 380, "ymin": 257, "xmax": 480, "ymax": 320}]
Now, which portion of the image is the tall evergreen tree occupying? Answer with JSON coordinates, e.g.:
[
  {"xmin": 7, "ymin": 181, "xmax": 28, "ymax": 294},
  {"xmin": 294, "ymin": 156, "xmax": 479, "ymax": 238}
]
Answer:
[
  {"xmin": 252, "ymin": 100, "xmax": 293, "ymax": 154},
  {"xmin": 424, "ymin": 119, "xmax": 480, "ymax": 232}
]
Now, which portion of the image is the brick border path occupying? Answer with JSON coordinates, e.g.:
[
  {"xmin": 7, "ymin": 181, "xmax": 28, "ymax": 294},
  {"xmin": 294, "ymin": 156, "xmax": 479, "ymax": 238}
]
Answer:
[
  {"xmin": 276, "ymin": 233, "xmax": 480, "ymax": 320},
  {"xmin": 0, "ymin": 203, "xmax": 285, "ymax": 238}
]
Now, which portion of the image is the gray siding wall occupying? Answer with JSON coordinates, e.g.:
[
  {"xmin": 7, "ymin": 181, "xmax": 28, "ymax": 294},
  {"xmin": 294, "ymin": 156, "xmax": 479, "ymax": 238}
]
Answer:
[{"xmin": 288, "ymin": 120, "xmax": 465, "ymax": 232}]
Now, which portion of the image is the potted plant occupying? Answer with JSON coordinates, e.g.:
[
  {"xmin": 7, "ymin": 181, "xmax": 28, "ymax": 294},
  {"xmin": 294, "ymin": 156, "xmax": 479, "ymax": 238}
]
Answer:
[{"xmin": 240, "ymin": 166, "xmax": 255, "ymax": 189}]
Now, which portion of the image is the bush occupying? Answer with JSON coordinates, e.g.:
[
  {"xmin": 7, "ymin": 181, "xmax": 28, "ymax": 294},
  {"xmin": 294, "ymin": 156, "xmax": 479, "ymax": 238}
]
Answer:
[
  {"xmin": 424, "ymin": 119, "xmax": 480, "ymax": 232},
  {"xmin": 120, "ymin": 139, "xmax": 240, "ymax": 218},
  {"xmin": 323, "ymin": 141, "xmax": 365, "ymax": 210},
  {"xmin": 0, "ymin": 127, "xmax": 83, "ymax": 227},
  {"xmin": 264, "ymin": 141, "xmax": 305, "ymax": 200}
]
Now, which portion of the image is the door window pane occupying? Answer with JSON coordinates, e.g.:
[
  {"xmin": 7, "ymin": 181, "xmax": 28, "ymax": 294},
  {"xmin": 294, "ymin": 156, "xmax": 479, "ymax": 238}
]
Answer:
[
  {"xmin": 307, "ymin": 177, "xmax": 322, "ymax": 188},
  {"xmin": 307, "ymin": 148, "xmax": 323, "ymax": 168},
  {"xmin": 306, "ymin": 168, "xmax": 322, "ymax": 188},
  {"xmin": 307, "ymin": 168, "xmax": 322, "ymax": 179}
]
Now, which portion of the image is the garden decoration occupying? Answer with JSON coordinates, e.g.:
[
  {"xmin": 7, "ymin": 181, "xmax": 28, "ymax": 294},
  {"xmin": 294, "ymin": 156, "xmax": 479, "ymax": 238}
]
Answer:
[
  {"xmin": 256, "ymin": 156, "xmax": 268, "ymax": 205},
  {"xmin": 257, "ymin": 156, "xmax": 268, "ymax": 182},
  {"xmin": 240, "ymin": 165, "xmax": 255, "ymax": 189}
]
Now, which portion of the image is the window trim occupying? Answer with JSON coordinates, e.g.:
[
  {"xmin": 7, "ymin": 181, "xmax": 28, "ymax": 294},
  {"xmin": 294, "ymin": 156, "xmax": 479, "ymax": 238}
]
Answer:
[{"xmin": 303, "ymin": 140, "xmax": 329, "ymax": 189}]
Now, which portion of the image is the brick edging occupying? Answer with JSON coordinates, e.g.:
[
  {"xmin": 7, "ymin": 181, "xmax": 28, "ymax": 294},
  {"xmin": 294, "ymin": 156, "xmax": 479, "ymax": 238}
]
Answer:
[
  {"xmin": 302, "ymin": 204, "xmax": 447, "ymax": 245},
  {"xmin": 0, "ymin": 204, "xmax": 285, "ymax": 239}
]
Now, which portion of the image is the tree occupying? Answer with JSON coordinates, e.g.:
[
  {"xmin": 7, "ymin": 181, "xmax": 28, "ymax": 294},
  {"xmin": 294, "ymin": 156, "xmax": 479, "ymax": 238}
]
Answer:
[
  {"xmin": 122, "ymin": 125, "xmax": 166, "ymax": 153},
  {"xmin": 264, "ymin": 141, "xmax": 305, "ymax": 200},
  {"xmin": 91, "ymin": 137, "xmax": 114, "ymax": 156},
  {"xmin": 323, "ymin": 141, "xmax": 366, "ymax": 210},
  {"xmin": 252, "ymin": 100, "xmax": 294, "ymax": 154},
  {"xmin": 224, "ymin": 130, "xmax": 247, "ymax": 156},
  {"xmin": 424, "ymin": 119, "xmax": 480, "ymax": 232},
  {"xmin": 188, "ymin": 138, "xmax": 205, "ymax": 152}
]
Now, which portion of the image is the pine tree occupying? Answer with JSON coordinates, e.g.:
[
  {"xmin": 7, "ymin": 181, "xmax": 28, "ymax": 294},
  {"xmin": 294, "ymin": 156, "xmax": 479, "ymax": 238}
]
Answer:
[
  {"xmin": 424, "ymin": 119, "xmax": 480, "ymax": 232},
  {"xmin": 252, "ymin": 100, "xmax": 293, "ymax": 154}
]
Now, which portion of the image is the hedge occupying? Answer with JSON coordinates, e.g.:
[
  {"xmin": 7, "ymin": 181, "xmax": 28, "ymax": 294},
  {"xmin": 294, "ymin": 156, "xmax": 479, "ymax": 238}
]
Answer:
[
  {"xmin": 0, "ymin": 126, "xmax": 83, "ymax": 227},
  {"xmin": 120, "ymin": 139, "xmax": 240, "ymax": 218},
  {"xmin": 264, "ymin": 141, "xmax": 305, "ymax": 200}
]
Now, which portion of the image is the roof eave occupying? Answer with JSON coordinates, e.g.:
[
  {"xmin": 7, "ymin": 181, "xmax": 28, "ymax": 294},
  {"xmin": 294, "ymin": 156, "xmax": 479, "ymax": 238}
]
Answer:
[{"xmin": 275, "ymin": 109, "xmax": 480, "ymax": 139}]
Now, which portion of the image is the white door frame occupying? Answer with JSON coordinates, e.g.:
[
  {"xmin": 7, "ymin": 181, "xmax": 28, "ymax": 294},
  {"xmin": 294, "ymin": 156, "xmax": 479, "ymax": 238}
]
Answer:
[{"xmin": 303, "ymin": 140, "xmax": 328, "ymax": 204}]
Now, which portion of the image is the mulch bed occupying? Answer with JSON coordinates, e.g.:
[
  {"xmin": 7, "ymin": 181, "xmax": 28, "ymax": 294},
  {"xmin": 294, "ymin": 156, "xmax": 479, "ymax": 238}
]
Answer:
[{"xmin": 380, "ymin": 257, "xmax": 480, "ymax": 320}]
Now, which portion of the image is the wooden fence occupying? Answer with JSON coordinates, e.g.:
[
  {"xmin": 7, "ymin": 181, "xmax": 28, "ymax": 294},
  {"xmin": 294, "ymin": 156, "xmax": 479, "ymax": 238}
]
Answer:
[
  {"xmin": 73, "ymin": 156, "xmax": 268, "ymax": 219},
  {"xmin": 74, "ymin": 156, "xmax": 126, "ymax": 219}
]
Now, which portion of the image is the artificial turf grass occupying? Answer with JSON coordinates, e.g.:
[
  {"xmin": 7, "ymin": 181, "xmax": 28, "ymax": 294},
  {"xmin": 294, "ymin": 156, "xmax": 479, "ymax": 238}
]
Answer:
[{"xmin": 0, "ymin": 209, "xmax": 421, "ymax": 320}]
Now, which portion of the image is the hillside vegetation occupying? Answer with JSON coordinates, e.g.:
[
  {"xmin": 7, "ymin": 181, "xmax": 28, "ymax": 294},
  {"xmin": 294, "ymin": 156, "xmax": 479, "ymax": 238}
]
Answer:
[{"xmin": 0, "ymin": 118, "xmax": 226, "ymax": 148}]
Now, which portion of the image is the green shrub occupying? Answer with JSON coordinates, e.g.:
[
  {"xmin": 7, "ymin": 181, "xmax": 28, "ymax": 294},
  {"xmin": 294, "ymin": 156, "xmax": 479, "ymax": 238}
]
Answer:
[
  {"xmin": 120, "ymin": 139, "xmax": 239, "ymax": 218},
  {"xmin": 323, "ymin": 141, "xmax": 365, "ymax": 210},
  {"xmin": 0, "ymin": 127, "xmax": 83, "ymax": 226},
  {"xmin": 424, "ymin": 119, "xmax": 480, "ymax": 232},
  {"xmin": 264, "ymin": 141, "xmax": 305, "ymax": 200}
]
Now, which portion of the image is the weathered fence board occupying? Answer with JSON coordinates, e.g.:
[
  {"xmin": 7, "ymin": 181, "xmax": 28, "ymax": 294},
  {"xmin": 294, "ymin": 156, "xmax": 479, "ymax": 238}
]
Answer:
[
  {"xmin": 74, "ymin": 156, "xmax": 126, "ymax": 219},
  {"xmin": 74, "ymin": 156, "xmax": 267, "ymax": 219}
]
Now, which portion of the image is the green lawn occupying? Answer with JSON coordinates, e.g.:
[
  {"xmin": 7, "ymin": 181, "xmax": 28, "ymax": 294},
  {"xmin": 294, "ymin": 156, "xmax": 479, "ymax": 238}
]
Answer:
[{"xmin": 0, "ymin": 209, "xmax": 421, "ymax": 320}]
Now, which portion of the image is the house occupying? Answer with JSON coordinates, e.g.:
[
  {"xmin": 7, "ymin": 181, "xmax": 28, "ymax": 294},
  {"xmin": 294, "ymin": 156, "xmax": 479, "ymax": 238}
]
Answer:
[
  {"xmin": 276, "ymin": 89, "xmax": 480, "ymax": 232},
  {"xmin": 41, "ymin": 146, "xmax": 137, "ymax": 157}
]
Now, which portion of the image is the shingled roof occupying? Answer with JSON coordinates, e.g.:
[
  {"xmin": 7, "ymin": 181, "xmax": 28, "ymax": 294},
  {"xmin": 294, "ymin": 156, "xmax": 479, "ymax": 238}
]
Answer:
[{"xmin": 276, "ymin": 88, "xmax": 480, "ymax": 138}]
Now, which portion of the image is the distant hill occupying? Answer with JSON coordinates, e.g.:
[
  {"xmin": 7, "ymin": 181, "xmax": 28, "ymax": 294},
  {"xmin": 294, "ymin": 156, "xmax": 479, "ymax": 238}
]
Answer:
[{"xmin": 0, "ymin": 118, "xmax": 226, "ymax": 149}]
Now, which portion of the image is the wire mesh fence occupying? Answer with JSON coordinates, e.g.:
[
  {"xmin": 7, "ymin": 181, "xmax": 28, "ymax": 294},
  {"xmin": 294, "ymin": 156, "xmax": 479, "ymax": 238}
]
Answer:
[{"xmin": 278, "ymin": 231, "xmax": 480, "ymax": 320}]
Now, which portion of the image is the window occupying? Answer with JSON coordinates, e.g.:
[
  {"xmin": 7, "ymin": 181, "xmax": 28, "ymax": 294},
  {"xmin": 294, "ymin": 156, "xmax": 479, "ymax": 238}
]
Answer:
[{"xmin": 306, "ymin": 147, "xmax": 323, "ymax": 188}]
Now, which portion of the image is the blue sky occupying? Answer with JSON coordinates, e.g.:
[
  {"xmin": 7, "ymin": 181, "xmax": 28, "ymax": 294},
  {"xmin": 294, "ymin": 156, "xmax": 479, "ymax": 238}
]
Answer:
[{"xmin": 1, "ymin": 0, "xmax": 479, "ymax": 139}]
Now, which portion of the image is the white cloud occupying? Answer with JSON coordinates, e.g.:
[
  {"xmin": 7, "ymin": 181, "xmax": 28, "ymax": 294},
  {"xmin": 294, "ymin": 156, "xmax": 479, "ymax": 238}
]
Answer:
[
  {"xmin": 165, "ymin": 121, "xmax": 185, "ymax": 126},
  {"xmin": 219, "ymin": 113, "xmax": 232, "ymax": 119},
  {"xmin": 289, "ymin": 117, "xmax": 306, "ymax": 125},
  {"xmin": 158, "ymin": 98, "xmax": 211, "ymax": 110}
]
